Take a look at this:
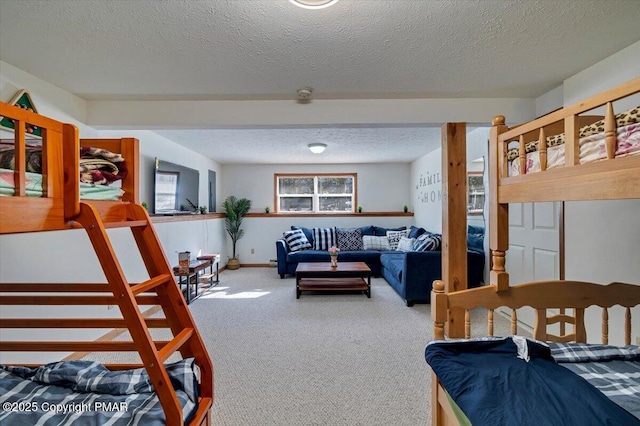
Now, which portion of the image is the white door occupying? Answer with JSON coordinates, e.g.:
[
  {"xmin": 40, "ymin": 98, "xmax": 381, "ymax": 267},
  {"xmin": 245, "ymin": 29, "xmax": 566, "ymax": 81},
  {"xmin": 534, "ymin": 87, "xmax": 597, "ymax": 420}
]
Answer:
[{"xmin": 506, "ymin": 202, "xmax": 561, "ymax": 331}]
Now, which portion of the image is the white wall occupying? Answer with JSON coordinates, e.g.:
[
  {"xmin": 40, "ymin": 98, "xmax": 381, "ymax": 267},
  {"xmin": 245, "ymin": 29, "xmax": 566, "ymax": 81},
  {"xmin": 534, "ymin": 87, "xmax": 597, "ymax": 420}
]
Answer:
[
  {"xmin": 0, "ymin": 62, "xmax": 226, "ymax": 363},
  {"xmin": 561, "ymin": 40, "xmax": 640, "ymax": 346},
  {"xmin": 222, "ymin": 163, "xmax": 412, "ymax": 263},
  {"xmin": 410, "ymin": 127, "xmax": 490, "ymax": 283}
]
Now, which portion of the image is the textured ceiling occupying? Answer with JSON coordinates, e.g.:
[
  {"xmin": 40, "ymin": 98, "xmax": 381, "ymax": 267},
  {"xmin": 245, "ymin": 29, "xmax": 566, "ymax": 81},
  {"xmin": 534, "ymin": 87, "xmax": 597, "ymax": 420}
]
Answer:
[{"xmin": 1, "ymin": 0, "xmax": 639, "ymax": 163}]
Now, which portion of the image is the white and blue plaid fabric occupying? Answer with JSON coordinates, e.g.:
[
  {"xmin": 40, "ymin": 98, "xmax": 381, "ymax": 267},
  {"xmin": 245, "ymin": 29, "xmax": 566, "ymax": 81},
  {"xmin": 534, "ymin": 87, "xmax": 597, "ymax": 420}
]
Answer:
[
  {"xmin": 550, "ymin": 342, "xmax": 640, "ymax": 419},
  {"xmin": 0, "ymin": 358, "xmax": 200, "ymax": 425}
]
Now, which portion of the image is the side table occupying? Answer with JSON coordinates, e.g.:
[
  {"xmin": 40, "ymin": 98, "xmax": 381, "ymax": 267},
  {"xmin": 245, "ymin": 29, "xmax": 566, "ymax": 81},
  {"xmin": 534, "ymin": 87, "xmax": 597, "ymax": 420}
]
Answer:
[
  {"xmin": 173, "ymin": 259, "xmax": 211, "ymax": 304},
  {"xmin": 196, "ymin": 253, "xmax": 220, "ymax": 286}
]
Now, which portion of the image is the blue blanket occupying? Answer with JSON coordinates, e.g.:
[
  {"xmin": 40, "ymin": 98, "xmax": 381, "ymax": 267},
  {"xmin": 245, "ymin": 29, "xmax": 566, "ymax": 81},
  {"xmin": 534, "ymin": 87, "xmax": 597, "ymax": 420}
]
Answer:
[
  {"xmin": 425, "ymin": 338, "xmax": 640, "ymax": 426},
  {"xmin": 0, "ymin": 358, "xmax": 199, "ymax": 425}
]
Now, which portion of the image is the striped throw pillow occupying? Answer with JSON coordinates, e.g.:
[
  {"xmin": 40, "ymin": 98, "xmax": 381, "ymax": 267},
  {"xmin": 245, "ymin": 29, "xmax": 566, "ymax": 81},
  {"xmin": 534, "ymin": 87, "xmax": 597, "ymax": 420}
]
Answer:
[
  {"xmin": 313, "ymin": 227, "xmax": 337, "ymax": 251},
  {"xmin": 412, "ymin": 233, "xmax": 442, "ymax": 252},
  {"xmin": 283, "ymin": 229, "xmax": 312, "ymax": 252}
]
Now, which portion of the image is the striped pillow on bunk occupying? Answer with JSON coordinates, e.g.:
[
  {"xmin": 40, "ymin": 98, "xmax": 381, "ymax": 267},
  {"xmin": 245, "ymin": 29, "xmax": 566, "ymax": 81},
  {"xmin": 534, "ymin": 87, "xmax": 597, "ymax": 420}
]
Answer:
[{"xmin": 313, "ymin": 227, "xmax": 336, "ymax": 251}]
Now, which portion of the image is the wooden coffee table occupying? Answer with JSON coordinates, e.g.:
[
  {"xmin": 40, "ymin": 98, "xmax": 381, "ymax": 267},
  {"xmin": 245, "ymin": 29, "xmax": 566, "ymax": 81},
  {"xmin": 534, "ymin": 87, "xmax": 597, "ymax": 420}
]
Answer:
[{"xmin": 295, "ymin": 262, "xmax": 371, "ymax": 299}]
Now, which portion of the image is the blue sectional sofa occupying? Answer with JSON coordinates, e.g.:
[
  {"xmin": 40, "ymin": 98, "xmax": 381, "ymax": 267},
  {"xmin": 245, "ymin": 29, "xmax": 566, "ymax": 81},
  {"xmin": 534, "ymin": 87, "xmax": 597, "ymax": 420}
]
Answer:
[{"xmin": 276, "ymin": 225, "xmax": 486, "ymax": 306}]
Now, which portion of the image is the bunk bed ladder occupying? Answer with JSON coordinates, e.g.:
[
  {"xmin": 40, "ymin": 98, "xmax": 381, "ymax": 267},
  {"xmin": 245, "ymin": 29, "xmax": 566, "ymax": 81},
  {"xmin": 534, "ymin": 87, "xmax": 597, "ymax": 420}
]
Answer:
[{"xmin": 74, "ymin": 201, "xmax": 213, "ymax": 425}]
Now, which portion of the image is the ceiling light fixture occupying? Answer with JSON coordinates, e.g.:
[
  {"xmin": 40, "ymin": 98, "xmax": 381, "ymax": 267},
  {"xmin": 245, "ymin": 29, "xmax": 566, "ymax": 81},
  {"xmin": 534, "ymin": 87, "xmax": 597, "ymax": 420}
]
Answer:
[
  {"xmin": 289, "ymin": 0, "xmax": 339, "ymax": 10},
  {"xmin": 308, "ymin": 143, "xmax": 327, "ymax": 154}
]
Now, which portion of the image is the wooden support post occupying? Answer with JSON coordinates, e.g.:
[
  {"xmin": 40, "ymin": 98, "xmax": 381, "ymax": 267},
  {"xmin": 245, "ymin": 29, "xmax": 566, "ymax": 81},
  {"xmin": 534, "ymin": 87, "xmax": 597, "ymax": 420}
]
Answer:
[
  {"xmin": 564, "ymin": 114, "xmax": 579, "ymax": 166},
  {"xmin": 490, "ymin": 116, "xmax": 509, "ymax": 291},
  {"xmin": 604, "ymin": 102, "xmax": 616, "ymax": 159},
  {"xmin": 441, "ymin": 122, "xmax": 467, "ymax": 338}
]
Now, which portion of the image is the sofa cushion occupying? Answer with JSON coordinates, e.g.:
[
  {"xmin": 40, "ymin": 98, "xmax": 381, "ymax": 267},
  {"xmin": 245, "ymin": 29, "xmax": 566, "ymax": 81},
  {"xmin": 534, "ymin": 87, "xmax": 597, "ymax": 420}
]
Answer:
[
  {"xmin": 396, "ymin": 236, "xmax": 415, "ymax": 252},
  {"xmin": 291, "ymin": 226, "xmax": 314, "ymax": 246},
  {"xmin": 467, "ymin": 225, "xmax": 485, "ymax": 253},
  {"xmin": 283, "ymin": 229, "xmax": 312, "ymax": 252},
  {"xmin": 408, "ymin": 226, "xmax": 428, "ymax": 239},
  {"xmin": 363, "ymin": 235, "xmax": 391, "ymax": 251},
  {"xmin": 359, "ymin": 225, "xmax": 376, "ymax": 236},
  {"xmin": 413, "ymin": 233, "xmax": 442, "ymax": 251},
  {"xmin": 313, "ymin": 227, "xmax": 336, "ymax": 251},
  {"xmin": 374, "ymin": 226, "xmax": 406, "ymax": 236},
  {"xmin": 336, "ymin": 228, "xmax": 364, "ymax": 251},
  {"xmin": 387, "ymin": 229, "xmax": 409, "ymax": 250},
  {"xmin": 380, "ymin": 252, "xmax": 404, "ymax": 282}
]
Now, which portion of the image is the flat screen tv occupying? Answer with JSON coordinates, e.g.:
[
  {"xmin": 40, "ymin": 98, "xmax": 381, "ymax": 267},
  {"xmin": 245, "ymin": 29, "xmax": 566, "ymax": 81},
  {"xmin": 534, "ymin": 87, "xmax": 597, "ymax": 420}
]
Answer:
[{"xmin": 154, "ymin": 158, "xmax": 199, "ymax": 214}]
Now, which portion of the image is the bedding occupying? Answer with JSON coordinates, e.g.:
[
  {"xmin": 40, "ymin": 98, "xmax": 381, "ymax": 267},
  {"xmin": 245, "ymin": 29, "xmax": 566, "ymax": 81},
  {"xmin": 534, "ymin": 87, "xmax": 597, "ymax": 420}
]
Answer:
[
  {"xmin": 0, "ymin": 143, "xmax": 128, "ymax": 200},
  {"xmin": 0, "ymin": 358, "xmax": 200, "ymax": 425},
  {"xmin": 425, "ymin": 337, "xmax": 640, "ymax": 425},
  {"xmin": 506, "ymin": 106, "xmax": 640, "ymax": 176},
  {"xmin": 0, "ymin": 143, "xmax": 129, "ymax": 185},
  {"xmin": 0, "ymin": 168, "xmax": 125, "ymax": 200}
]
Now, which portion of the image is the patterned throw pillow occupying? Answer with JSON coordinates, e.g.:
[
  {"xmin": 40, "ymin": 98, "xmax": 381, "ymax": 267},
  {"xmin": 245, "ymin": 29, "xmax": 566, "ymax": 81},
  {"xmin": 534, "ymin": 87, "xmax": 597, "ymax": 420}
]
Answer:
[
  {"xmin": 283, "ymin": 229, "xmax": 312, "ymax": 252},
  {"xmin": 313, "ymin": 227, "xmax": 337, "ymax": 251},
  {"xmin": 396, "ymin": 236, "xmax": 415, "ymax": 252},
  {"xmin": 336, "ymin": 228, "xmax": 364, "ymax": 251},
  {"xmin": 387, "ymin": 230, "xmax": 409, "ymax": 250},
  {"xmin": 412, "ymin": 233, "xmax": 442, "ymax": 251},
  {"xmin": 362, "ymin": 235, "xmax": 391, "ymax": 251}
]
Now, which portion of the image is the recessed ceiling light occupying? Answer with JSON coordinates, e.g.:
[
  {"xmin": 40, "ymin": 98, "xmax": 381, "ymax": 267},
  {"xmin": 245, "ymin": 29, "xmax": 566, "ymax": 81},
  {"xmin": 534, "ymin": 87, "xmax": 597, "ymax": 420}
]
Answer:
[
  {"xmin": 308, "ymin": 143, "xmax": 327, "ymax": 154},
  {"xmin": 289, "ymin": 0, "xmax": 339, "ymax": 10}
]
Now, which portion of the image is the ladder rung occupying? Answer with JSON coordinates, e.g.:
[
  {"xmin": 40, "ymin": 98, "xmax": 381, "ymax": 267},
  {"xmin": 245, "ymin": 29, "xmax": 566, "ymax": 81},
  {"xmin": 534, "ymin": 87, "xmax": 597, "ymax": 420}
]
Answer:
[
  {"xmin": 103, "ymin": 220, "xmax": 148, "ymax": 229},
  {"xmin": 132, "ymin": 274, "xmax": 172, "ymax": 295},
  {"xmin": 158, "ymin": 328, "xmax": 194, "ymax": 363}
]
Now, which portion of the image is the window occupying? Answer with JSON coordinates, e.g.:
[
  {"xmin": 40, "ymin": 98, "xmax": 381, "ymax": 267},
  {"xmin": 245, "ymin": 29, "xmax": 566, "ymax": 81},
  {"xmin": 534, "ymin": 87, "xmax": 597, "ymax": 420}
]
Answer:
[
  {"xmin": 467, "ymin": 172, "xmax": 484, "ymax": 215},
  {"xmin": 276, "ymin": 174, "xmax": 357, "ymax": 213}
]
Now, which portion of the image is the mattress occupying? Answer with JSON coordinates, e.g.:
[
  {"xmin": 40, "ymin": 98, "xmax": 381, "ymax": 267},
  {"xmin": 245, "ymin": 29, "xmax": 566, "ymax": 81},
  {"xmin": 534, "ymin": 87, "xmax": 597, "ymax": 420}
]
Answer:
[
  {"xmin": 425, "ymin": 337, "xmax": 640, "ymax": 425},
  {"xmin": 507, "ymin": 106, "xmax": 640, "ymax": 176},
  {"xmin": 0, "ymin": 168, "xmax": 125, "ymax": 200},
  {"xmin": 0, "ymin": 358, "xmax": 200, "ymax": 425}
]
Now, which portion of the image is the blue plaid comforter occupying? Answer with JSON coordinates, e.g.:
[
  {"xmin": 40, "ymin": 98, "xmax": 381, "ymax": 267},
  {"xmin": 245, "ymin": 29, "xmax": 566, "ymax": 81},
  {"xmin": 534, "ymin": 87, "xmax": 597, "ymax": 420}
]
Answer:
[
  {"xmin": 0, "ymin": 358, "xmax": 200, "ymax": 425},
  {"xmin": 550, "ymin": 342, "xmax": 640, "ymax": 419},
  {"xmin": 426, "ymin": 337, "xmax": 640, "ymax": 425}
]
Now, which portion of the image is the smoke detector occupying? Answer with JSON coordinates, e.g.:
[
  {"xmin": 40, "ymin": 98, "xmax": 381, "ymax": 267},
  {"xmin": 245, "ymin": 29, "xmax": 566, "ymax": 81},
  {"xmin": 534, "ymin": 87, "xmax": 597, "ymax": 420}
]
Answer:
[{"xmin": 297, "ymin": 87, "xmax": 313, "ymax": 101}]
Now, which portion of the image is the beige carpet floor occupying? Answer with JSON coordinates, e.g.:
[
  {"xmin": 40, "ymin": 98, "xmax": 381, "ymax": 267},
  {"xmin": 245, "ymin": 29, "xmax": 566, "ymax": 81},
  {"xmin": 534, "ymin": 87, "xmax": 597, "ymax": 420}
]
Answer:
[{"xmin": 84, "ymin": 267, "xmax": 517, "ymax": 426}]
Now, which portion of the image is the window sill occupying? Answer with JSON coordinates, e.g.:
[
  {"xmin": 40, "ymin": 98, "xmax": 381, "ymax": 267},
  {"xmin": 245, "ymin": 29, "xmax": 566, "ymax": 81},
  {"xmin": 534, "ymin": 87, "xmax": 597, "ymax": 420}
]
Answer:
[{"xmin": 246, "ymin": 211, "xmax": 413, "ymax": 218}]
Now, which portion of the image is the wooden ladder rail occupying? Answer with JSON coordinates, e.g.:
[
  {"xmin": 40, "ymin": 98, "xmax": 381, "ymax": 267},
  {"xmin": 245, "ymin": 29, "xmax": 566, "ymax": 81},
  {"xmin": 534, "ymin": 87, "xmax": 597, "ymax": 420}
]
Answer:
[{"xmin": 74, "ymin": 202, "xmax": 213, "ymax": 425}]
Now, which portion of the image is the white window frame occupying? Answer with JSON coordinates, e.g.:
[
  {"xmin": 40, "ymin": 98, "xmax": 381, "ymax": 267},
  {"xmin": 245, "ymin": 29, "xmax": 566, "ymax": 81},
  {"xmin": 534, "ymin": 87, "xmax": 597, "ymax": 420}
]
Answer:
[{"xmin": 275, "ymin": 173, "xmax": 357, "ymax": 213}]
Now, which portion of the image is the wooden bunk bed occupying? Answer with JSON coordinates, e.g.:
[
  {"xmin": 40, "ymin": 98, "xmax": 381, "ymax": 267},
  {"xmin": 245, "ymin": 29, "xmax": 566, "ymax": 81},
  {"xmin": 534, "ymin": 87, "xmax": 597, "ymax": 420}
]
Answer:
[
  {"xmin": 0, "ymin": 101, "xmax": 213, "ymax": 425},
  {"xmin": 428, "ymin": 79, "xmax": 640, "ymax": 425}
]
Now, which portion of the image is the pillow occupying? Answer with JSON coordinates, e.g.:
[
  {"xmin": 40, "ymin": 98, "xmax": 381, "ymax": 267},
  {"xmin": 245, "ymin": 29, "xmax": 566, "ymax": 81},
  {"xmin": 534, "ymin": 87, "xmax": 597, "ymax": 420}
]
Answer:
[
  {"xmin": 336, "ymin": 228, "xmax": 364, "ymax": 251},
  {"xmin": 408, "ymin": 226, "xmax": 427, "ymax": 239},
  {"xmin": 283, "ymin": 229, "xmax": 312, "ymax": 252},
  {"xmin": 374, "ymin": 226, "xmax": 406, "ymax": 237},
  {"xmin": 358, "ymin": 225, "xmax": 376, "ymax": 236},
  {"xmin": 412, "ymin": 233, "xmax": 442, "ymax": 251},
  {"xmin": 313, "ymin": 227, "xmax": 337, "ymax": 251},
  {"xmin": 467, "ymin": 225, "xmax": 485, "ymax": 252},
  {"xmin": 396, "ymin": 236, "xmax": 415, "ymax": 252},
  {"xmin": 362, "ymin": 235, "xmax": 391, "ymax": 251},
  {"xmin": 291, "ymin": 226, "xmax": 314, "ymax": 246},
  {"xmin": 387, "ymin": 229, "xmax": 409, "ymax": 250}
]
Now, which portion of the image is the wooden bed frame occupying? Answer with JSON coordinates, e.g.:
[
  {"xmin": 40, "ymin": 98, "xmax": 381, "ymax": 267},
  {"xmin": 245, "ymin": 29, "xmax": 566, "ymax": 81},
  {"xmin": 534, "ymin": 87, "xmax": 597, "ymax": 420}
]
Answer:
[
  {"xmin": 430, "ymin": 78, "xmax": 640, "ymax": 426},
  {"xmin": 0, "ymin": 101, "xmax": 214, "ymax": 425}
]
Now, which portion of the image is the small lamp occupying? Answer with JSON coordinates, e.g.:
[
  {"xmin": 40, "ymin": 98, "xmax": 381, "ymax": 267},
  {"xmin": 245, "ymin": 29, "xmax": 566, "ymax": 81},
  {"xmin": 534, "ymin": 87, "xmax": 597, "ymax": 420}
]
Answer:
[{"xmin": 308, "ymin": 143, "xmax": 327, "ymax": 154}]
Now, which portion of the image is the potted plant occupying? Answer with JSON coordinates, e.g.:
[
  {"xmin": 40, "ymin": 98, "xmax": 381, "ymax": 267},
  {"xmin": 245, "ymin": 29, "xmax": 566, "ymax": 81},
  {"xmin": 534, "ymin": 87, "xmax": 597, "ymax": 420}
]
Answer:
[
  {"xmin": 403, "ymin": 205, "xmax": 409, "ymax": 213},
  {"xmin": 358, "ymin": 205, "xmax": 363, "ymax": 213},
  {"xmin": 223, "ymin": 195, "xmax": 252, "ymax": 270},
  {"xmin": 199, "ymin": 206, "xmax": 207, "ymax": 214},
  {"xmin": 265, "ymin": 206, "xmax": 270, "ymax": 213}
]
